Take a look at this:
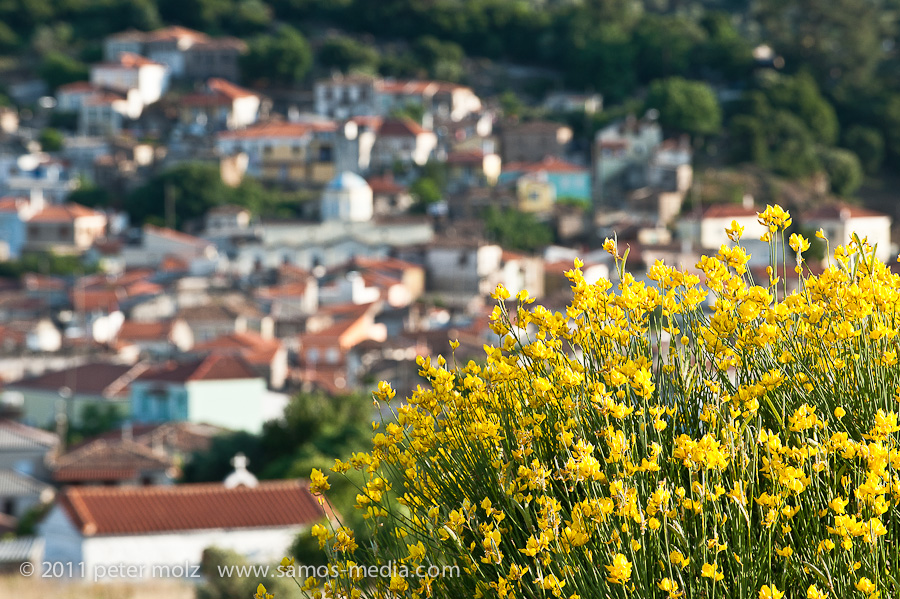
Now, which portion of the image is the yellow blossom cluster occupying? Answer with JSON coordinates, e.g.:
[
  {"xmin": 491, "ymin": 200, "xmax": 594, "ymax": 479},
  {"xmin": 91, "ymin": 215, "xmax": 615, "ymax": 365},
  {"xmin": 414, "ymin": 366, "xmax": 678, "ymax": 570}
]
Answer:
[{"xmin": 295, "ymin": 206, "xmax": 900, "ymax": 599}]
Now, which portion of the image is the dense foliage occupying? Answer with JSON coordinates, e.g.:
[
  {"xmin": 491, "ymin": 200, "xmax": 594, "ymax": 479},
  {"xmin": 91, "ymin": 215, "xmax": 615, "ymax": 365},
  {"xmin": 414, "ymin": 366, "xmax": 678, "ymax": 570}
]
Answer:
[{"xmin": 299, "ymin": 207, "xmax": 900, "ymax": 598}]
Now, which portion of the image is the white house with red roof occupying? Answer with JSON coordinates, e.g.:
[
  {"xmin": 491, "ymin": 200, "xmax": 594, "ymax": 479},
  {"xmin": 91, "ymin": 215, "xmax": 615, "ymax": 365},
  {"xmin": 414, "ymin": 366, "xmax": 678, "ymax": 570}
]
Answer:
[
  {"xmin": 179, "ymin": 78, "xmax": 261, "ymax": 132},
  {"xmin": 120, "ymin": 225, "xmax": 219, "ymax": 275},
  {"xmin": 804, "ymin": 202, "xmax": 893, "ymax": 263},
  {"xmin": 314, "ymin": 75, "xmax": 481, "ymax": 122},
  {"xmin": 39, "ymin": 469, "xmax": 333, "ymax": 579},
  {"xmin": 24, "ymin": 202, "xmax": 107, "ymax": 255},
  {"xmin": 130, "ymin": 354, "xmax": 268, "ymax": 432},
  {"xmin": 215, "ymin": 119, "xmax": 339, "ymax": 186},
  {"xmin": 90, "ymin": 52, "xmax": 169, "ymax": 109},
  {"xmin": 192, "ymin": 331, "xmax": 287, "ymax": 390},
  {"xmin": 370, "ymin": 117, "xmax": 438, "ymax": 169},
  {"xmin": 105, "ymin": 26, "xmax": 246, "ymax": 81},
  {"xmin": 677, "ymin": 201, "xmax": 768, "ymax": 250}
]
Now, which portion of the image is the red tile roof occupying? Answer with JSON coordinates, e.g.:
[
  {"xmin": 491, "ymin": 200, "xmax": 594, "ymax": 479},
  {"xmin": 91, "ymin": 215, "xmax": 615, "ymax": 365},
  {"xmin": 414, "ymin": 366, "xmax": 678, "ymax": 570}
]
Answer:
[
  {"xmin": 208, "ymin": 78, "xmax": 257, "ymax": 100},
  {"xmin": 136, "ymin": 354, "xmax": 260, "ymax": 383},
  {"xmin": 143, "ymin": 225, "xmax": 209, "ymax": 248},
  {"xmin": 71, "ymin": 288, "xmax": 122, "ymax": 313},
  {"xmin": 103, "ymin": 52, "xmax": 163, "ymax": 69},
  {"xmin": 218, "ymin": 120, "xmax": 337, "ymax": 140},
  {"xmin": 57, "ymin": 81, "xmax": 97, "ymax": 94},
  {"xmin": 0, "ymin": 196, "xmax": 27, "ymax": 212},
  {"xmin": 504, "ymin": 156, "xmax": 586, "ymax": 174},
  {"xmin": 701, "ymin": 204, "xmax": 759, "ymax": 219},
  {"xmin": 143, "ymin": 26, "xmax": 210, "ymax": 44},
  {"xmin": 58, "ymin": 479, "xmax": 330, "ymax": 535},
  {"xmin": 52, "ymin": 439, "xmax": 176, "ymax": 483},
  {"xmin": 28, "ymin": 203, "xmax": 105, "ymax": 223},
  {"xmin": 117, "ymin": 320, "xmax": 174, "ymax": 342},
  {"xmin": 378, "ymin": 118, "xmax": 427, "ymax": 137},
  {"xmin": 367, "ymin": 176, "xmax": 407, "ymax": 195},
  {"xmin": 193, "ymin": 332, "xmax": 282, "ymax": 366},
  {"xmin": 805, "ymin": 203, "xmax": 889, "ymax": 220},
  {"xmin": 376, "ymin": 80, "xmax": 438, "ymax": 95},
  {"xmin": 7, "ymin": 363, "xmax": 145, "ymax": 399},
  {"xmin": 446, "ymin": 150, "xmax": 487, "ymax": 165}
]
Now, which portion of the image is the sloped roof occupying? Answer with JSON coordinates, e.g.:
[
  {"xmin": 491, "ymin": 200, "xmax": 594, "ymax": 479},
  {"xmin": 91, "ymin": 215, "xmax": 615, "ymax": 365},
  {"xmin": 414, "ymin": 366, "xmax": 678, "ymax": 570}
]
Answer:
[
  {"xmin": 57, "ymin": 480, "xmax": 329, "ymax": 536},
  {"xmin": 117, "ymin": 320, "xmax": 174, "ymax": 342},
  {"xmin": 192, "ymin": 332, "xmax": 282, "ymax": 366},
  {"xmin": 805, "ymin": 202, "xmax": 889, "ymax": 220},
  {"xmin": 208, "ymin": 78, "xmax": 257, "ymax": 100},
  {"xmin": 700, "ymin": 204, "xmax": 760, "ymax": 219},
  {"xmin": 504, "ymin": 155, "xmax": 587, "ymax": 174},
  {"xmin": 7, "ymin": 363, "xmax": 143, "ymax": 399},
  {"xmin": 0, "ymin": 469, "xmax": 54, "ymax": 497},
  {"xmin": 218, "ymin": 120, "xmax": 337, "ymax": 140},
  {"xmin": 378, "ymin": 118, "xmax": 427, "ymax": 137},
  {"xmin": 136, "ymin": 354, "xmax": 260, "ymax": 383},
  {"xmin": 28, "ymin": 203, "xmax": 105, "ymax": 223},
  {"xmin": 52, "ymin": 439, "xmax": 175, "ymax": 483},
  {"xmin": 0, "ymin": 537, "xmax": 43, "ymax": 564},
  {"xmin": 143, "ymin": 224, "xmax": 210, "ymax": 249},
  {"xmin": 0, "ymin": 420, "xmax": 58, "ymax": 451}
]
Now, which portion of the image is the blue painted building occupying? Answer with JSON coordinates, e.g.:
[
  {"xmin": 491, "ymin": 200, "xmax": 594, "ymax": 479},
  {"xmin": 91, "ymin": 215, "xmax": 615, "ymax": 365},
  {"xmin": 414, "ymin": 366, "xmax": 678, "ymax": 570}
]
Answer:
[{"xmin": 499, "ymin": 156, "xmax": 592, "ymax": 204}]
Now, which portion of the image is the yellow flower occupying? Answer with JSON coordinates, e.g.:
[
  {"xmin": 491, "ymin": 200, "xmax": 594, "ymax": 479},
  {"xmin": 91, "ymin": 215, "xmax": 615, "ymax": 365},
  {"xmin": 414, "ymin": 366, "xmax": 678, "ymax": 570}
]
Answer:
[
  {"xmin": 310, "ymin": 469, "xmax": 330, "ymax": 494},
  {"xmin": 278, "ymin": 557, "xmax": 294, "ymax": 573},
  {"xmin": 789, "ymin": 233, "xmax": 810, "ymax": 254},
  {"xmin": 760, "ymin": 584, "xmax": 784, "ymax": 599},
  {"xmin": 605, "ymin": 553, "xmax": 632, "ymax": 585},
  {"xmin": 856, "ymin": 578, "xmax": 876, "ymax": 595},
  {"xmin": 254, "ymin": 583, "xmax": 274, "ymax": 599},
  {"xmin": 834, "ymin": 407, "xmax": 846, "ymax": 419},
  {"xmin": 701, "ymin": 563, "xmax": 723, "ymax": 582},
  {"xmin": 807, "ymin": 584, "xmax": 828, "ymax": 599}
]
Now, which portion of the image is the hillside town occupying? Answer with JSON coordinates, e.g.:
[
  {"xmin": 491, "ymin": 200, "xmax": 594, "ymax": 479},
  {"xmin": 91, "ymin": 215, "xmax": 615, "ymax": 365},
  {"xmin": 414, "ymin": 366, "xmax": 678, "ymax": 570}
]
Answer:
[{"xmin": 0, "ymin": 15, "xmax": 897, "ymax": 594}]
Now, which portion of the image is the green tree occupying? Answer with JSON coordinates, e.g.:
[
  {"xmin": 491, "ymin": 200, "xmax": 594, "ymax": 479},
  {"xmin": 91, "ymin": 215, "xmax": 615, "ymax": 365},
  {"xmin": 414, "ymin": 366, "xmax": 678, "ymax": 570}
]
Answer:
[
  {"xmin": 483, "ymin": 207, "xmax": 553, "ymax": 253},
  {"xmin": 68, "ymin": 183, "xmax": 111, "ymax": 208},
  {"xmin": 645, "ymin": 77, "xmax": 722, "ymax": 136},
  {"xmin": 409, "ymin": 177, "xmax": 441, "ymax": 209},
  {"xmin": 843, "ymin": 125, "xmax": 885, "ymax": 174},
  {"xmin": 764, "ymin": 72, "xmax": 839, "ymax": 146},
  {"xmin": 818, "ymin": 147, "xmax": 864, "ymax": 197},
  {"xmin": 39, "ymin": 52, "xmax": 89, "ymax": 91},
  {"xmin": 767, "ymin": 111, "xmax": 820, "ymax": 178},
  {"xmin": 196, "ymin": 548, "xmax": 293, "ymax": 599},
  {"xmin": 412, "ymin": 35, "xmax": 465, "ymax": 82},
  {"xmin": 318, "ymin": 35, "xmax": 379, "ymax": 73},
  {"xmin": 38, "ymin": 128, "xmax": 64, "ymax": 152},
  {"xmin": 633, "ymin": 15, "xmax": 706, "ymax": 83},
  {"xmin": 241, "ymin": 25, "xmax": 313, "ymax": 87}
]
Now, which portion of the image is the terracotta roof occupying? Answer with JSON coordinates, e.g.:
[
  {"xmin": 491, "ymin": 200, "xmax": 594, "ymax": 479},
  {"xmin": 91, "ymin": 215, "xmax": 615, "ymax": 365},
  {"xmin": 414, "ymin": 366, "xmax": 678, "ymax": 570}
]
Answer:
[
  {"xmin": 181, "ymin": 91, "xmax": 231, "ymax": 108},
  {"xmin": 57, "ymin": 81, "xmax": 97, "ymax": 94},
  {"xmin": 193, "ymin": 332, "xmax": 282, "ymax": 366},
  {"xmin": 57, "ymin": 479, "xmax": 330, "ymax": 536},
  {"xmin": 0, "ymin": 197, "xmax": 27, "ymax": 213},
  {"xmin": 78, "ymin": 422, "xmax": 224, "ymax": 456},
  {"xmin": 143, "ymin": 26, "xmax": 209, "ymax": 44},
  {"xmin": 218, "ymin": 120, "xmax": 337, "ymax": 140},
  {"xmin": 83, "ymin": 92, "xmax": 127, "ymax": 106},
  {"xmin": 0, "ymin": 419, "xmax": 59, "ymax": 451},
  {"xmin": 52, "ymin": 439, "xmax": 175, "ymax": 483},
  {"xmin": 700, "ymin": 204, "xmax": 759, "ymax": 219},
  {"xmin": 160, "ymin": 254, "xmax": 189, "ymax": 272},
  {"xmin": 23, "ymin": 274, "xmax": 66, "ymax": 292},
  {"xmin": 28, "ymin": 203, "xmax": 105, "ymax": 223},
  {"xmin": 805, "ymin": 203, "xmax": 889, "ymax": 220},
  {"xmin": 376, "ymin": 79, "xmax": 439, "ymax": 95},
  {"xmin": 71, "ymin": 288, "xmax": 122, "ymax": 313},
  {"xmin": 136, "ymin": 354, "xmax": 260, "ymax": 383},
  {"xmin": 190, "ymin": 37, "xmax": 247, "ymax": 51},
  {"xmin": 117, "ymin": 320, "xmax": 174, "ymax": 342},
  {"xmin": 505, "ymin": 156, "xmax": 586, "ymax": 174},
  {"xmin": 6, "ymin": 363, "xmax": 144, "ymax": 399},
  {"xmin": 100, "ymin": 52, "xmax": 163, "ymax": 69},
  {"xmin": 378, "ymin": 118, "xmax": 427, "ymax": 137},
  {"xmin": 143, "ymin": 225, "xmax": 209, "ymax": 248},
  {"xmin": 447, "ymin": 150, "xmax": 486, "ymax": 165},
  {"xmin": 367, "ymin": 176, "xmax": 407, "ymax": 195},
  {"xmin": 208, "ymin": 78, "xmax": 256, "ymax": 100}
]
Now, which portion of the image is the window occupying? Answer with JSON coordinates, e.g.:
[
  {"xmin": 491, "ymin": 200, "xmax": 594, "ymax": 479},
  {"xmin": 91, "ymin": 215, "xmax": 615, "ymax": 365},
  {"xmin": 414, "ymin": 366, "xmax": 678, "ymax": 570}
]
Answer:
[
  {"xmin": 292, "ymin": 145, "xmax": 301, "ymax": 155},
  {"xmin": 308, "ymin": 348, "xmax": 319, "ymax": 364},
  {"xmin": 318, "ymin": 146, "xmax": 333, "ymax": 162},
  {"xmin": 326, "ymin": 348, "xmax": 339, "ymax": 364},
  {"xmin": 58, "ymin": 226, "xmax": 69, "ymax": 239},
  {"xmin": 263, "ymin": 145, "xmax": 273, "ymax": 156}
]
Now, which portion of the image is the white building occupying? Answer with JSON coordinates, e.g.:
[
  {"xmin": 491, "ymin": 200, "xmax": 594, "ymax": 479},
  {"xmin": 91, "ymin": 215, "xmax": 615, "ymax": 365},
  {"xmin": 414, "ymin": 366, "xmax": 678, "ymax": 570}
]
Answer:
[
  {"xmin": 40, "ymin": 473, "xmax": 333, "ymax": 580},
  {"xmin": 121, "ymin": 225, "xmax": 220, "ymax": 275},
  {"xmin": 90, "ymin": 52, "xmax": 169, "ymax": 109},
  {"xmin": 370, "ymin": 118, "xmax": 437, "ymax": 169},
  {"xmin": 315, "ymin": 76, "xmax": 482, "ymax": 122},
  {"xmin": 677, "ymin": 203, "xmax": 768, "ymax": 251},
  {"xmin": 805, "ymin": 203, "xmax": 893, "ymax": 263},
  {"xmin": 320, "ymin": 172, "xmax": 373, "ymax": 223}
]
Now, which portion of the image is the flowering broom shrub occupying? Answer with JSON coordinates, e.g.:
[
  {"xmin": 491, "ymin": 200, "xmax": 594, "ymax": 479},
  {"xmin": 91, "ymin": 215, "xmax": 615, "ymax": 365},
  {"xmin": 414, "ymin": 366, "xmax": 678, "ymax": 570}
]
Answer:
[{"xmin": 289, "ymin": 205, "xmax": 900, "ymax": 599}]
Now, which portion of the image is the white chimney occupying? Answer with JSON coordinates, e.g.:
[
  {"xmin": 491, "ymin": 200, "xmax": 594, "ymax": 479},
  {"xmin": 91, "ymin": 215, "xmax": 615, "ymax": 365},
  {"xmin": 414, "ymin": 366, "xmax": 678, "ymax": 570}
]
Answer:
[{"xmin": 224, "ymin": 452, "xmax": 258, "ymax": 488}]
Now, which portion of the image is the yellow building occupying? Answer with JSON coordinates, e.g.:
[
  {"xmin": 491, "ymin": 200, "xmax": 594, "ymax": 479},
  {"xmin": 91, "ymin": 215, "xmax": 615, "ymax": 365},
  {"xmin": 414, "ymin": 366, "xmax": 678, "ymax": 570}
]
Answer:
[{"xmin": 516, "ymin": 172, "xmax": 555, "ymax": 213}]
